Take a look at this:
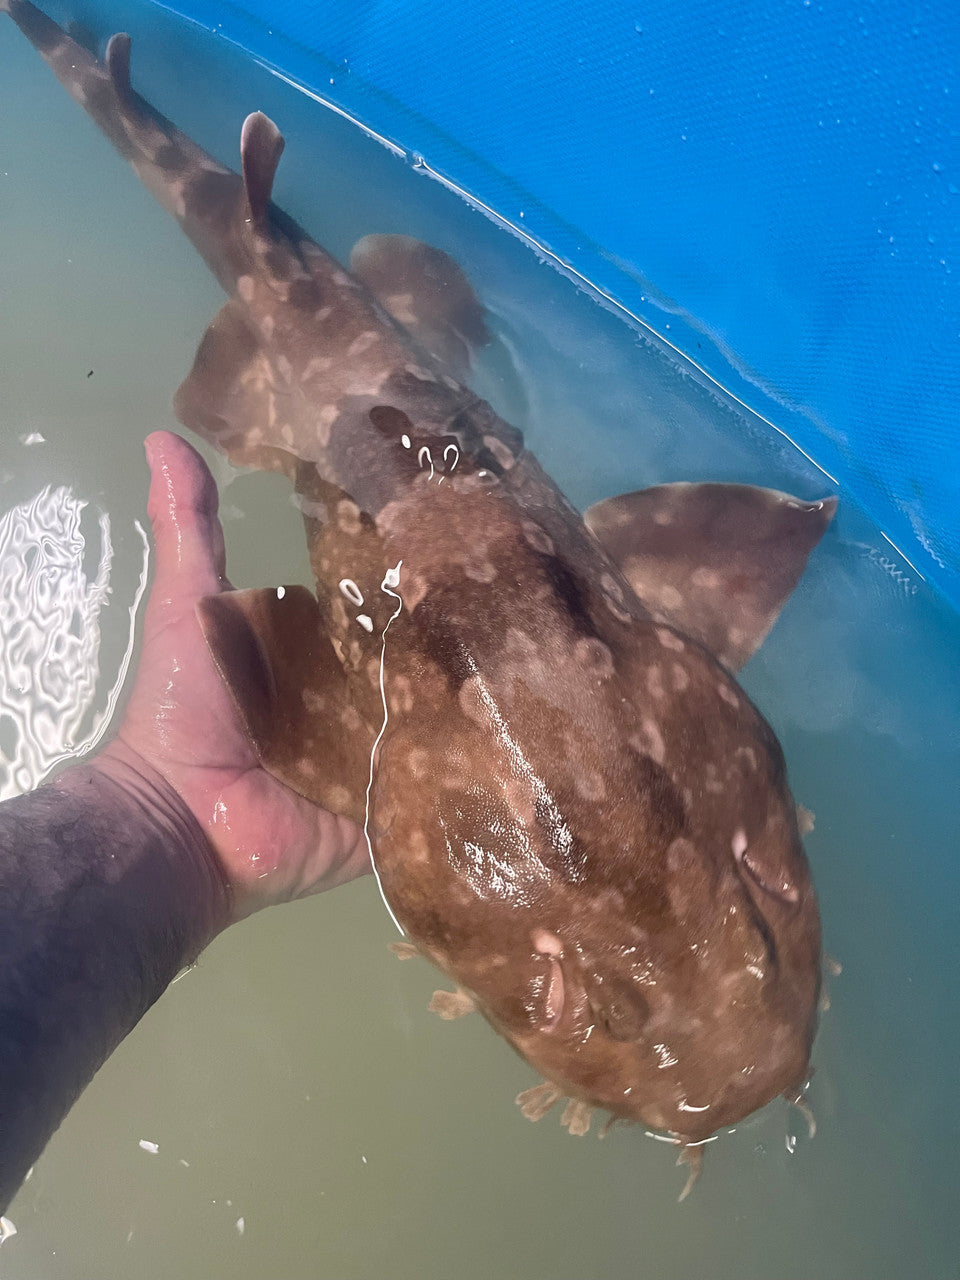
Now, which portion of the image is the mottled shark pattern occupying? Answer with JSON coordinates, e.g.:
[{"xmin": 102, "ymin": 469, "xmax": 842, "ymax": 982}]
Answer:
[{"xmin": 5, "ymin": 0, "xmax": 836, "ymax": 1196}]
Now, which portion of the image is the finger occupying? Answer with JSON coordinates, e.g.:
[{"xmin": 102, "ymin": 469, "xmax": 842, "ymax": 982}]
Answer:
[{"xmin": 145, "ymin": 431, "xmax": 228, "ymax": 607}]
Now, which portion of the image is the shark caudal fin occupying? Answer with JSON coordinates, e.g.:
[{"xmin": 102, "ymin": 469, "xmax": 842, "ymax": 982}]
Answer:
[
  {"xmin": 585, "ymin": 482, "xmax": 837, "ymax": 671},
  {"xmin": 2, "ymin": 0, "xmax": 265, "ymax": 294}
]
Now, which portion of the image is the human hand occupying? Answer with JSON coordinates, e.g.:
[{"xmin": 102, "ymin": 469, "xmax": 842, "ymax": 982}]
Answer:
[{"xmin": 99, "ymin": 431, "xmax": 369, "ymax": 921}]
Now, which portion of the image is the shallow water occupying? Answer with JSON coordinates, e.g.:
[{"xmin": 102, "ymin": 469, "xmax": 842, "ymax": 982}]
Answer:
[{"xmin": 1, "ymin": 3, "xmax": 959, "ymax": 1277}]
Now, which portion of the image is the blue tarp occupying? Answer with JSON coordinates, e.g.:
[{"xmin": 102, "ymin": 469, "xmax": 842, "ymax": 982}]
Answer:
[{"xmin": 157, "ymin": 0, "xmax": 959, "ymax": 607}]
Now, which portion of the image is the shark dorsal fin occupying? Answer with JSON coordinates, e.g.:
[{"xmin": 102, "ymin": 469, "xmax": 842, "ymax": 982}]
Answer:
[
  {"xmin": 104, "ymin": 32, "xmax": 133, "ymax": 106},
  {"xmin": 585, "ymin": 482, "xmax": 836, "ymax": 671},
  {"xmin": 240, "ymin": 111, "xmax": 285, "ymax": 226},
  {"xmin": 349, "ymin": 234, "xmax": 490, "ymax": 381}
]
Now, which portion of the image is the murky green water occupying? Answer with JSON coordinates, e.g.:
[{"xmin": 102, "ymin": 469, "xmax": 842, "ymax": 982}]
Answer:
[{"xmin": 2, "ymin": 3, "xmax": 959, "ymax": 1277}]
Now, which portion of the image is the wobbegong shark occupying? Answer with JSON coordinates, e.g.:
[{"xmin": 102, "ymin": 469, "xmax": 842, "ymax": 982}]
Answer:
[{"xmin": 5, "ymin": 0, "xmax": 835, "ymax": 1196}]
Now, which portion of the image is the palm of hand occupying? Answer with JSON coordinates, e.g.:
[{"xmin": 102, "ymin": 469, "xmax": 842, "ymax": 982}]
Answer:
[{"xmin": 111, "ymin": 432, "xmax": 368, "ymax": 919}]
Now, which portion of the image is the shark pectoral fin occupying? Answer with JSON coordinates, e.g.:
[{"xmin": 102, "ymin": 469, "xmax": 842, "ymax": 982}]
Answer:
[
  {"xmin": 349, "ymin": 233, "xmax": 490, "ymax": 381},
  {"xmin": 174, "ymin": 301, "xmax": 293, "ymax": 474},
  {"xmin": 240, "ymin": 112, "xmax": 284, "ymax": 226},
  {"xmin": 197, "ymin": 585, "xmax": 371, "ymax": 822},
  {"xmin": 585, "ymin": 483, "xmax": 837, "ymax": 671}
]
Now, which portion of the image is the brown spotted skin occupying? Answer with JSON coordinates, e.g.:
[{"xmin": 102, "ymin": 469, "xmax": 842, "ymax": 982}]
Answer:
[{"xmin": 6, "ymin": 0, "xmax": 827, "ymax": 1159}]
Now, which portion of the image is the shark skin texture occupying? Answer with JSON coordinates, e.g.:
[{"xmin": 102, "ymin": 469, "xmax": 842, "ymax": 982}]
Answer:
[{"xmin": 4, "ymin": 0, "xmax": 836, "ymax": 1195}]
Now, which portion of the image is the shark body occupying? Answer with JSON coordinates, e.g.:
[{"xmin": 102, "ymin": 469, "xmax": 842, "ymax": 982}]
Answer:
[{"xmin": 5, "ymin": 0, "xmax": 834, "ymax": 1193}]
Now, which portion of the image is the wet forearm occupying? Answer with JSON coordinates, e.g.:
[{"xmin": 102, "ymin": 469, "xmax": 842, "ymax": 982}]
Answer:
[{"xmin": 0, "ymin": 746, "xmax": 228, "ymax": 1212}]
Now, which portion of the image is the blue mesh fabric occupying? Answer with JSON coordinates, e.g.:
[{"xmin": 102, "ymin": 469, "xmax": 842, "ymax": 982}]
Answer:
[{"xmin": 146, "ymin": 0, "xmax": 960, "ymax": 607}]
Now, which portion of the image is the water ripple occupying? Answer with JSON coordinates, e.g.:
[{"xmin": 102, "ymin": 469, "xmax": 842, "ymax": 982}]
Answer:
[{"xmin": 0, "ymin": 486, "xmax": 149, "ymax": 799}]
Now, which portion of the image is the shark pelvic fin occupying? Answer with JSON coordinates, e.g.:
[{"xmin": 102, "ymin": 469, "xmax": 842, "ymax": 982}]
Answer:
[
  {"xmin": 174, "ymin": 299, "xmax": 298, "ymax": 475},
  {"xmin": 349, "ymin": 233, "xmax": 490, "ymax": 381},
  {"xmin": 197, "ymin": 585, "xmax": 373, "ymax": 822},
  {"xmin": 240, "ymin": 111, "xmax": 285, "ymax": 226},
  {"xmin": 585, "ymin": 482, "xmax": 837, "ymax": 671}
]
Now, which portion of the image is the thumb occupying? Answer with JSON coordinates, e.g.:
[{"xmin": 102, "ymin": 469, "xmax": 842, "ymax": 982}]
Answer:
[{"xmin": 144, "ymin": 431, "xmax": 229, "ymax": 610}]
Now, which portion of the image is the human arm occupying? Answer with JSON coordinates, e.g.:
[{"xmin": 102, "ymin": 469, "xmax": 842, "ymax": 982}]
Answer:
[{"xmin": 0, "ymin": 432, "xmax": 369, "ymax": 1211}]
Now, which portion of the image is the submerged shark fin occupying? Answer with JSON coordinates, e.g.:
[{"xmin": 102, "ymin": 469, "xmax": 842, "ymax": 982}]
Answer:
[
  {"xmin": 197, "ymin": 585, "xmax": 373, "ymax": 822},
  {"xmin": 585, "ymin": 482, "xmax": 836, "ymax": 671},
  {"xmin": 349, "ymin": 234, "xmax": 490, "ymax": 381},
  {"xmin": 240, "ymin": 111, "xmax": 285, "ymax": 226},
  {"xmin": 104, "ymin": 32, "xmax": 133, "ymax": 104},
  {"xmin": 173, "ymin": 299, "xmax": 297, "ymax": 474}
]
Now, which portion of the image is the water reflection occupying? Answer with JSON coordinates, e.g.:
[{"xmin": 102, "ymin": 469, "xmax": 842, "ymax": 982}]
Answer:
[{"xmin": 0, "ymin": 485, "xmax": 148, "ymax": 799}]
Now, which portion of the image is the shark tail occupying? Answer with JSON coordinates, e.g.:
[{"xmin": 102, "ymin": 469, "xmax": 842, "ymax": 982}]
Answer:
[{"xmin": 3, "ymin": 0, "xmax": 252, "ymax": 293}]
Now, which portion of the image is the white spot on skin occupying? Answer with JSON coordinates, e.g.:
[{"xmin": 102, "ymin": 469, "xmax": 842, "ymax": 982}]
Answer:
[
  {"xmin": 670, "ymin": 662, "xmax": 690, "ymax": 693},
  {"xmin": 646, "ymin": 666, "xmax": 666, "ymax": 700},
  {"xmin": 464, "ymin": 560, "xmax": 498, "ymax": 583},
  {"xmin": 657, "ymin": 584, "xmax": 683, "ymax": 610},
  {"xmin": 718, "ymin": 682, "xmax": 740, "ymax": 709},
  {"xmin": 407, "ymin": 749, "xmax": 429, "ymax": 780},
  {"xmin": 631, "ymin": 719, "xmax": 666, "ymax": 766},
  {"xmin": 575, "ymin": 771, "xmax": 606, "ymax": 801},
  {"xmin": 315, "ymin": 403, "xmax": 339, "ymax": 447},
  {"xmin": 482, "ymin": 434, "xmax": 515, "ymax": 470},
  {"xmin": 406, "ymin": 829, "xmax": 430, "ymax": 862},
  {"xmin": 401, "ymin": 433, "xmax": 411, "ymax": 449},
  {"xmin": 357, "ymin": 614, "xmax": 374, "ymax": 632},
  {"xmin": 652, "ymin": 508, "xmax": 673, "ymax": 526},
  {"xmin": 656, "ymin": 627, "xmax": 685, "ymax": 652},
  {"xmin": 347, "ymin": 368, "xmax": 392, "ymax": 397},
  {"xmin": 302, "ymin": 355, "xmax": 332, "ymax": 381},
  {"xmin": 138, "ymin": 1140, "xmax": 159, "ymax": 1154},
  {"xmin": 404, "ymin": 362, "xmax": 437, "ymax": 382},
  {"xmin": 732, "ymin": 829, "xmax": 748, "ymax": 861},
  {"xmin": 691, "ymin": 567, "xmax": 720, "ymax": 589},
  {"xmin": 237, "ymin": 275, "xmax": 255, "ymax": 303},
  {"xmin": 383, "ymin": 290, "xmax": 417, "ymax": 325},
  {"xmin": 277, "ymin": 354, "xmax": 293, "ymax": 382},
  {"xmin": 337, "ymin": 500, "xmax": 362, "ymax": 536},
  {"xmin": 347, "ymin": 331, "xmax": 379, "ymax": 357},
  {"xmin": 341, "ymin": 705, "xmax": 363, "ymax": 733},
  {"xmin": 260, "ymin": 314, "xmax": 275, "ymax": 341},
  {"xmin": 326, "ymin": 784, "xmax": 353, "ymax": 811},
  {"xmin": 574, "ymin": 637, "xmax": 614, "ymax": 677},
  {"xmin": 522, "ymin": 520, "xmax": 554, "ymax": 555}
]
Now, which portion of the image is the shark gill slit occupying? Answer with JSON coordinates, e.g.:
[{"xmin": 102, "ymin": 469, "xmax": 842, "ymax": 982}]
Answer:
[{"xmin": 364, "ymin": 559, "xmax": 406, "ymax": 935}]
